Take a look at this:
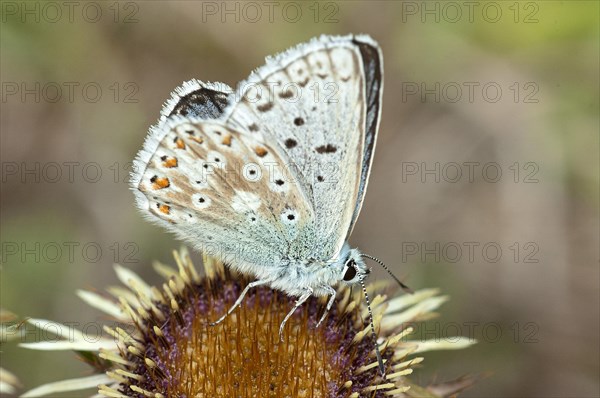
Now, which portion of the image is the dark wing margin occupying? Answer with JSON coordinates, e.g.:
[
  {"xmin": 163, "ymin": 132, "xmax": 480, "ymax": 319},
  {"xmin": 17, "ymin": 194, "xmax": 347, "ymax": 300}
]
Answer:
[{"xmin": 346, "ymin": 35, "xmax": 384, "ymax": 238}]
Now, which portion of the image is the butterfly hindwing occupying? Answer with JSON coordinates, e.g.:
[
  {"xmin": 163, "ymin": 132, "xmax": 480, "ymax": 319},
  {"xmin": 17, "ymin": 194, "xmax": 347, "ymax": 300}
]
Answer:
[{"xmin": 132, "ymin": 117, "xmax": 313, "ymax": 273}]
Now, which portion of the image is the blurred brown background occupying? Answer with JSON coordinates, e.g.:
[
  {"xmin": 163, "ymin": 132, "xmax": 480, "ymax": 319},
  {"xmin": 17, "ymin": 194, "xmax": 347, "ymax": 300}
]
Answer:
[{"xmin": 1, "ymin": 1, "xmax": 598, "ymax": 397}]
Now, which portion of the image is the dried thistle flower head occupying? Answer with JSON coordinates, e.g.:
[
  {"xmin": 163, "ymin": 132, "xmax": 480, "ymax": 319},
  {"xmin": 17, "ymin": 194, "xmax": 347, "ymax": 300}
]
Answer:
[{"xmin": 19, "ymin": 248, "xmax": 475, "ymax": 397}]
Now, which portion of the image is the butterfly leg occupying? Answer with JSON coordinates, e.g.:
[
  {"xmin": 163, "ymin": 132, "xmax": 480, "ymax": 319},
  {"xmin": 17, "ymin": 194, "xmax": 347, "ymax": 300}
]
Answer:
[
  {"xmin": 210, "ymin": 279, "xmax": 269, "ymax": 326},
  {"xmin": 279, "ymin": 287, "xmax": 313, "ymax": 342},
  {"xmin": 315, "ymin": 285, "xmax": 337, "ymax": 328}
]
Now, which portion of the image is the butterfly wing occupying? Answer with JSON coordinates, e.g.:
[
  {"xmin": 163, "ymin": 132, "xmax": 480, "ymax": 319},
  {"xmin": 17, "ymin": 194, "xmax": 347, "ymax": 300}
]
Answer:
[
  {"xmin": 135, "ymin": 79, "xmax": 307, "ymax": 271},
  {"xmin": 159, "ymin": 79, "xmax": 233, "ymax": 120},
  {"xmin": 222, "ymin": 34, "xmax": 383, "ymax": 263},
  {"xmin": 131, "ymin": 116, "xmax": 313, "ymax": 274},
  {"xmin": 346, "ymin": 38, "xmax": 383, "ymax": 239}
]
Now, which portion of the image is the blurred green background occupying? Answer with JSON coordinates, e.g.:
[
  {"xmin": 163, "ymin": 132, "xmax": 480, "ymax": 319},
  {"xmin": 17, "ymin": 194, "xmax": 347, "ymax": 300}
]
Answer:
[{"xmin": 1, "ymin": 1, "xmax": 598, "ymax": 396}]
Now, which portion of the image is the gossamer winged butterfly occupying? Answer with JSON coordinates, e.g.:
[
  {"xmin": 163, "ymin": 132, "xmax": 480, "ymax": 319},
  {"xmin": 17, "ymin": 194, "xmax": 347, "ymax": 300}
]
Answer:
[{"xmin": 131, "ymin": 34, "xmax": 411, "ymax": 375}]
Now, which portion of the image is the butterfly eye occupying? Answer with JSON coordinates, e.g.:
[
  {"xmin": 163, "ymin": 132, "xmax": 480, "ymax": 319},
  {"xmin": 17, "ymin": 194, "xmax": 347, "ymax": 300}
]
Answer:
[{"xmin": 343, "ymin": 262, "xmax": 357, "ymax": 282}]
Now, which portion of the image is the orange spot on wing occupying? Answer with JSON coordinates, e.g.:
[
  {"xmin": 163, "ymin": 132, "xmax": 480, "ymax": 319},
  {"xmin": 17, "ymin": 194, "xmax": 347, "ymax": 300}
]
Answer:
[
  {"xmin": 158, "ymin": 204, "xmax": 171, "ymax": 215},
  {"xmin": 254, "ymin": 146, "xmax": 268, "ymax": 157},
  {"xmin": 151, "ymin": 176, "xmax": 170, "ymax": 189},
  {"xmin": 163, "ymin": 158, "xmax": 178, "ymax": 168},
  {"xmin": 222, "ymin": 134, "xmax": 232, "ymax": 147},
  {"xmin": 190, "ymin": 136, "xmax": 204, "ymax": 144},
  {"xmin": 175, "ymin": 138, "xmax": 186, "ymax": 149}
]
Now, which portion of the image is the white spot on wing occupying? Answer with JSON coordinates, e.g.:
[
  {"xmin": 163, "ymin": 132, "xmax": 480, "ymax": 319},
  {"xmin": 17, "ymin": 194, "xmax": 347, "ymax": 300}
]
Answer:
[
  {"xmin": 287, "ymin": 58, "xmax": 310, "ymax": 86},
  {"xmin": 205, "ymin": 150, "xmax": 226, "ymax": 169},
  {"xmin": 281, "ymin": 209, "xmax": 298, "ymax": 225},
  {"xmin": 307, "ymin": 51, "xmax": 331, "ymax": 78},
  {"xmin": 192, "ymin": 193, "xmax": 211, "ymax": 209},
  {"xmin": 329, "ymin": 47, "xmax": 356, "ymax": 81}
]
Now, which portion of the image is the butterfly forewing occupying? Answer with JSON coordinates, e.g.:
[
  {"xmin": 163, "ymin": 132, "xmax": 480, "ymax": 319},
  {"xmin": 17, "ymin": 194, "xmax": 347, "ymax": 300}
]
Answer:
[
  {"xmin": 345, "ymin": 40, "xmax": 383, "ymax": 239},
  {"xmin": 223, "ymin": 35, "xmax": 380, "ymax": 263}
]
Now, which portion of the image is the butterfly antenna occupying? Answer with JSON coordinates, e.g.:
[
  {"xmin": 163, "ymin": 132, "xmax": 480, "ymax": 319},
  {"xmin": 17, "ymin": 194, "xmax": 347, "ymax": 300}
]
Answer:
[
  {"xmin": 359, "ymin": 276, "xmax": 386, "ymax": 376},
  {"xmin": 362, "ymin": 254, "xmax": 414, "ymax": 294}
]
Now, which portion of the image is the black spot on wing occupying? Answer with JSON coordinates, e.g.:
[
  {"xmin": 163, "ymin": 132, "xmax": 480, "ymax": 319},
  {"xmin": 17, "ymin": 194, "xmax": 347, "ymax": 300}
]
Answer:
[
  {"xmin": 257, "ymin": 102, "xmax": 274, "ymax": 112},
  {"xmin": 284, "ymin": 138, "xmax": 297, "ymax": 149},
  {"xmin": 315, "ymin": 144, "xmax": 337, "ymax": 154}
]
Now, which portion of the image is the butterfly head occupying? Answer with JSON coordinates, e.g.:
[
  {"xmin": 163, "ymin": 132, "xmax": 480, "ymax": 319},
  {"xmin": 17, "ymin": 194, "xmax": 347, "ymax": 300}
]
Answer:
[{"xmin": 339, "ymin": 248, "xmax": 370, "ymax": 285}]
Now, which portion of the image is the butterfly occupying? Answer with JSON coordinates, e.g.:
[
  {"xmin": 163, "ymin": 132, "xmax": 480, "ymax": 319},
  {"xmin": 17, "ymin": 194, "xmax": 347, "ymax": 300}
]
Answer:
[{"xmin": 131, "ymin": 34, "xmax": 410, "ymax": 375}]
